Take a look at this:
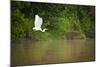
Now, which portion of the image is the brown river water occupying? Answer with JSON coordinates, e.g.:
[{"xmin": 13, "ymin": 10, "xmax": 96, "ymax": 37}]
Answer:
[{"xmin": 11, "ymin": 39, "xmax": 95, "ymax": 66}]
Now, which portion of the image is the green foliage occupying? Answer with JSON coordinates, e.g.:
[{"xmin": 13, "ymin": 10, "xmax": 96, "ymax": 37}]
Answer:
[{"xmin": 11, "ymin": 1, "xmax": 95, "ymax": 43}]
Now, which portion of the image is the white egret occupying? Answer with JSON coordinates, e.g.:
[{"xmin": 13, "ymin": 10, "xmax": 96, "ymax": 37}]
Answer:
[{"xmin": 32, "ymin": 14, "xmax": 48, "ymax": 32}]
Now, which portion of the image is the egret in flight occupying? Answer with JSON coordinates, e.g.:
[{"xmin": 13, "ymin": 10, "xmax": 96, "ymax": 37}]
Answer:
[{"xmin": 32, "ymin": 14, "xmax": 48, "ymax": 32}]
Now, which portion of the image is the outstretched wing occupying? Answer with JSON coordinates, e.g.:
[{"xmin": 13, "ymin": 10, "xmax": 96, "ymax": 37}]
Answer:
[{"xmin": 34, "ymin": 15, "xmax": 43, "ymax": 28}]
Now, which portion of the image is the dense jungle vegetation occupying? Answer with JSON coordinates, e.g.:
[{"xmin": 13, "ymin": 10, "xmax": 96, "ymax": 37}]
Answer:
[{"xmin": 11, "ymin": 1, "xmax": 95, "ymax": 43}]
